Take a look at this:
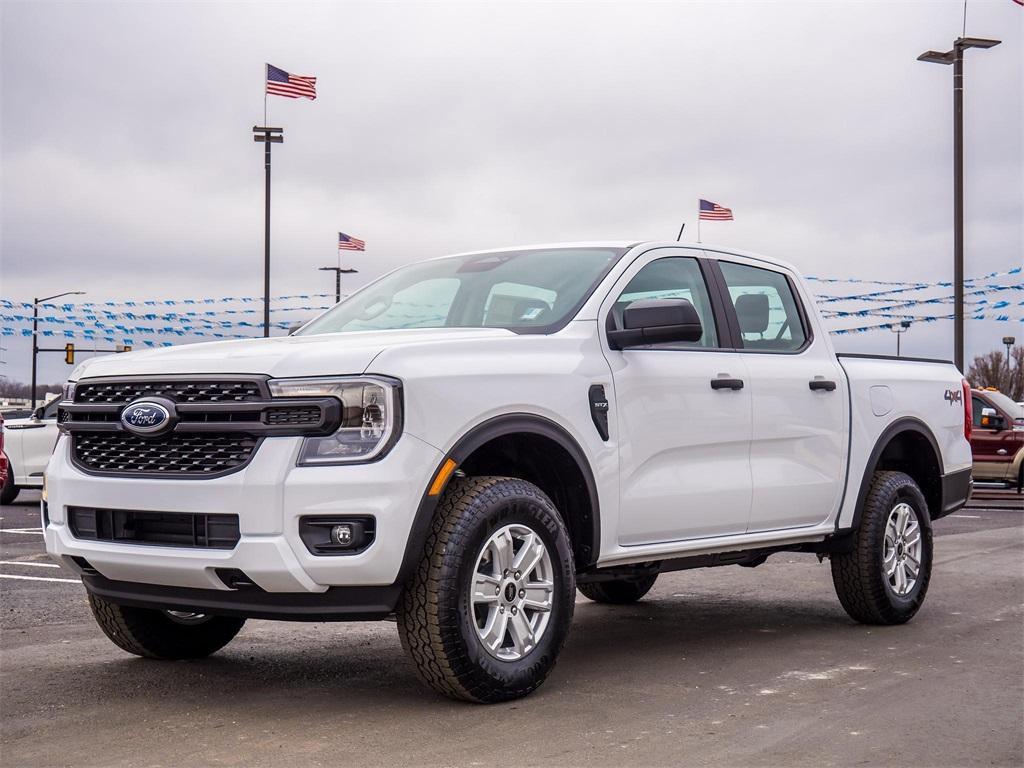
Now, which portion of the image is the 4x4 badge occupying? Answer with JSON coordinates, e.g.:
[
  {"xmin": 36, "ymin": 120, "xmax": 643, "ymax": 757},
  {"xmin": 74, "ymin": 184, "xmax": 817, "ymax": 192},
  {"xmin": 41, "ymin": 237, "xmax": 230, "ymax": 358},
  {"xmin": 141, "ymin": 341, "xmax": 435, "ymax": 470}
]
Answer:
[{"xmin": 944, "ymin": 388, "xmax": 963, "ymax": 406}]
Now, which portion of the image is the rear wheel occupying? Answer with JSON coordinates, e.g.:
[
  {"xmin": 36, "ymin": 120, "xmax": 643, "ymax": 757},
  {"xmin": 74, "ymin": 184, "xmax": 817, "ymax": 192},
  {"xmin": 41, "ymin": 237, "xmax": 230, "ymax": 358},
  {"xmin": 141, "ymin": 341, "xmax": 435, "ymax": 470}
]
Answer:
[
  {"xmin": 397, "ymin": 476, "xmax": 575, "ymax": 703},
  {"xmin": 578, "ymin": 574, "xmax": 658, "ymax": 604},
  {"xmin": 88, "ymin": 594, "xmax": 245, "ymax": 659},
  {"xmin": 0, "ymin": 460, "xmax": 18, "ymax": 505},
  {"xmin": 831, "ymin": 471, "xmax": 932, "ymax": 625}
]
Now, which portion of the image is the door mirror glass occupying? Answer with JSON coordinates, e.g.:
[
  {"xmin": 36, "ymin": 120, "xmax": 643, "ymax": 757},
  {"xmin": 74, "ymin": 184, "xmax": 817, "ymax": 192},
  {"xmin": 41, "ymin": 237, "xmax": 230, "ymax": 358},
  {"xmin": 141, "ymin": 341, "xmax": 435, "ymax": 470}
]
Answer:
[{"xmin": 608, "ymin": 298, "xmax": 704, "ymax": 349}]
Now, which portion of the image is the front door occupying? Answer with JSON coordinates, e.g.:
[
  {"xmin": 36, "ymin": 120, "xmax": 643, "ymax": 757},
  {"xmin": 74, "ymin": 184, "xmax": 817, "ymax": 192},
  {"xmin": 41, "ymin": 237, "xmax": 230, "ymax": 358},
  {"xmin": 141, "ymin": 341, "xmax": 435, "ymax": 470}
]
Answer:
[{"xmin": 601, "ymin": 248, "xmax": 753, "ymax": 545}]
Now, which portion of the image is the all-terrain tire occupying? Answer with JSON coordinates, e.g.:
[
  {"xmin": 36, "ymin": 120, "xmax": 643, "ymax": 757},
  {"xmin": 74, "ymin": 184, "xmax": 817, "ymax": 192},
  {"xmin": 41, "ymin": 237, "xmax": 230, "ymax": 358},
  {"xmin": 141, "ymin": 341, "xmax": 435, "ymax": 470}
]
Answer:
[
  {"xmin": 1016, "ymin": 464, "xmax": 1022, "ymax": 495},
  {"xmin": 578, "ymin": 574, "xmax": 657, "ymax": 604},
  {"xmin": 831, "ymin": 470, "xmax": 933, "ymax": 625},
  {"xmin": 88, "ymin": 594, "xmax": 245, "ymax": 659},
  {"xmin": 397, "ymin": 476, "xmax": 576, "ymax": 703}
]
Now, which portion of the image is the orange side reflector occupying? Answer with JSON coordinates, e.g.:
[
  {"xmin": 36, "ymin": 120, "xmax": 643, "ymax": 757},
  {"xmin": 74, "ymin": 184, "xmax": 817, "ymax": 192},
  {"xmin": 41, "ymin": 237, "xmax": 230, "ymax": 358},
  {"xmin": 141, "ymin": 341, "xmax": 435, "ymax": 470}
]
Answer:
[{"xmin": 428, "ymin": 458, "xmax": 458, "ymax": 497}]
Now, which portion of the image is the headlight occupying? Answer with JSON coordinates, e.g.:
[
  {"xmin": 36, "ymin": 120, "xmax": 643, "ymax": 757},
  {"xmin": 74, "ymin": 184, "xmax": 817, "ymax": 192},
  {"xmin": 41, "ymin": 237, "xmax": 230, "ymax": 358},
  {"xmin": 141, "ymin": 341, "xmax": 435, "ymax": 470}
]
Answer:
[
  {"xmin": 268, "ymin": 376, "xmax": 400, "ymax": 465},
  {"xmin": 61, "ymin": 381, "xmax": 76, "ymax": 402}
]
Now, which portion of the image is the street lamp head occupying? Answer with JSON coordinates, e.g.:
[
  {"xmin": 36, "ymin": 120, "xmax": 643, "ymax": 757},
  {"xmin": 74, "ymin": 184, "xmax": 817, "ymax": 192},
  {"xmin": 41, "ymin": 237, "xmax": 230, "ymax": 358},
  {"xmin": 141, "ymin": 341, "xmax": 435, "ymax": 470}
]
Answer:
[
  {"xmin": 917, "ymin": 49, "xmax": 954, "ymax": 65},
  {"xmin": 901, "ymin": 320, "xmax": 912, "ymax": 330},
  {"xmin": 1003, "ymin": 336, "xmax": 1016, "ymax": 346},
  {"xmin": 957, "ymin": 37, "xmax": 1001, "ymax": 50}
]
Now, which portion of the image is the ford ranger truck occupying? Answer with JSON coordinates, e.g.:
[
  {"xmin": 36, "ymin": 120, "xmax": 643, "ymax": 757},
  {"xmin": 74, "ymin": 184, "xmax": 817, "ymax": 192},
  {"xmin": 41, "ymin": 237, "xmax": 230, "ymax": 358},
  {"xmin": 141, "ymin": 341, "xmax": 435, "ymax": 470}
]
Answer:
[{"xmin": 45, "ymin": 242, "xmax": 973, "ymax": 703}]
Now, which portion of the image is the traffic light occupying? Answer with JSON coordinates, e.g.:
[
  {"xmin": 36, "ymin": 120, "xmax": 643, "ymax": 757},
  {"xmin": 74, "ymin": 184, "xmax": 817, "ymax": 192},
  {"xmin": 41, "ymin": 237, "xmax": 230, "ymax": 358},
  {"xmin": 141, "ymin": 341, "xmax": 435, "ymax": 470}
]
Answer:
[{"xmin": 64, "ymin": 343, "xmax": 75, "ymax": 365}]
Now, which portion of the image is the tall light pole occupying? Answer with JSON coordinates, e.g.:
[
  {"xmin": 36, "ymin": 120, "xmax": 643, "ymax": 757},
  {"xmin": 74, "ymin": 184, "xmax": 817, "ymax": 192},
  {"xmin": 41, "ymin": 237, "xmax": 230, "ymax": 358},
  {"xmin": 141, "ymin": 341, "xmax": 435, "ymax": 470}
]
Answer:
[
  {"xmin": 318, "ymin": 266, "xmax": 358, "ymax": 304},
  {"xmin": 891, "ymin": 319, "xmax": 912, "ymax": 358},
  {"xmin": 918, "ymin": 36, "xmax": 1001, "ymax": 373},
  {"xmin": 31, "ymin": 291, "xmax": 85, "ymax": 410},
  {"xmin": 1003, "ymin": 336, "xmax": 1015, "ymax": 385},
  {"xmin": 253, "ymin": 126, "xmax": 284, "ymax": 337}
]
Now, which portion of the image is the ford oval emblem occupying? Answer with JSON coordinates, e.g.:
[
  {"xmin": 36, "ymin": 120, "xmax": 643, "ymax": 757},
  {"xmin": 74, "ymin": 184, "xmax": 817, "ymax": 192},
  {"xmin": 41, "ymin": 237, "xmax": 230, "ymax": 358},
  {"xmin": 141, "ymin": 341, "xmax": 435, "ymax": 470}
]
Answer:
[{"xmin": 120, "ymin": 401, "xmax": 172, "ymax": 435}]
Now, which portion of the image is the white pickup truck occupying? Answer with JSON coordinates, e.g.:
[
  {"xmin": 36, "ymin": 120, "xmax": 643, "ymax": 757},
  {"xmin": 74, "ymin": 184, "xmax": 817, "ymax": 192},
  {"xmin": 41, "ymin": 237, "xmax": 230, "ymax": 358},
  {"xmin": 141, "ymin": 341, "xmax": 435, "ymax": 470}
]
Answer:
[
  {"xmin": 45, "ymin": 242, "xmax": 972, "ymax": 702},
  {"xmin": 1, "ymin": 398, "xmax": 60, "ymax": 505}
]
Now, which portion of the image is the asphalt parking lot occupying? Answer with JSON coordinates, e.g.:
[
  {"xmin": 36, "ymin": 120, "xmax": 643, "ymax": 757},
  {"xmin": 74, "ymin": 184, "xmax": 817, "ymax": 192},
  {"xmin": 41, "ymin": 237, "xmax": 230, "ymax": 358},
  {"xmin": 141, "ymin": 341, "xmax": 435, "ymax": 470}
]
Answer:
[{"xmin": 2, "ymin": 488, "xmax": 1021, "ymax": 768}]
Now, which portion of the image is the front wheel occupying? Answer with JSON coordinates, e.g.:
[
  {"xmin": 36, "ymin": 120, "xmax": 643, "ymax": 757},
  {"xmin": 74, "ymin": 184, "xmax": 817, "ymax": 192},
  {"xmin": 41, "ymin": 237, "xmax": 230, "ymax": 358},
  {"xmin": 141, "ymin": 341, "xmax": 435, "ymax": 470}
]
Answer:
[
  {"xmin": 831, "ymin": 471, "xmax": 933, "ymax": 625},
  {"xmin": 88, "ymin": 594, "xmax": 245, "ymax": 659},
  {"xmin": 397, "ymin": 476, "xmax": 576, "ymax": 703}
]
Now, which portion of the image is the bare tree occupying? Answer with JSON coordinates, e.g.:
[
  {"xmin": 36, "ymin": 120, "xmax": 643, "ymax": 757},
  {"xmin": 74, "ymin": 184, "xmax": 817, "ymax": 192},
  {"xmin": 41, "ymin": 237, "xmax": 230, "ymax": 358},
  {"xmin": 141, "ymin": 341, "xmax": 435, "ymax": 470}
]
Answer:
[
  {"xmin": 967, "ymin": 346, "xmax": 1024, "ymax": 402},
  {"xmin": 0, "ymin": 379, "xmax": 64, "ymax": 401}
]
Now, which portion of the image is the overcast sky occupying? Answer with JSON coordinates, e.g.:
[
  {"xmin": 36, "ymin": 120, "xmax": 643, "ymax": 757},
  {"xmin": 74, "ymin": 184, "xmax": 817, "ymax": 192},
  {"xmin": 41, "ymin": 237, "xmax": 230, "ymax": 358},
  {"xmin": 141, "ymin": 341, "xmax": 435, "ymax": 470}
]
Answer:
[{"xmin": 1, "ymin": 0, "xmax": 1021, "ymax": 386}]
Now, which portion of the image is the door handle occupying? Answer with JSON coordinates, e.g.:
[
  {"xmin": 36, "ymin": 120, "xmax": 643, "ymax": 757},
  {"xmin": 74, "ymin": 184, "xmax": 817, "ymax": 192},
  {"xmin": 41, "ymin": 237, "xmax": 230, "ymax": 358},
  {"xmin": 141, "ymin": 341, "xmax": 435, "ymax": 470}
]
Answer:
[
  {"xmin": 711, "ymin": 378, "xmax": 744, "ymax": 390},
  {"xmin": 809, "ymin": 380, "xmax": 837, "ymax": 392}
]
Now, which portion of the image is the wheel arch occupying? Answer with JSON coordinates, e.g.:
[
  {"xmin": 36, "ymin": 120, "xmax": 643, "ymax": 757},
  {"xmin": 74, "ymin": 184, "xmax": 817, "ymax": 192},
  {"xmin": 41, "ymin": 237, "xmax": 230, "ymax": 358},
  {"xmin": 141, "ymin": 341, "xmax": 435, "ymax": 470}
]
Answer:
[
  {"xmin": 397, "ymin": 414, "xmax": 601, "ymax": 584},
  {"xmin": 848, "ymin": 418, "xmax": 944, "ymax": 531}
]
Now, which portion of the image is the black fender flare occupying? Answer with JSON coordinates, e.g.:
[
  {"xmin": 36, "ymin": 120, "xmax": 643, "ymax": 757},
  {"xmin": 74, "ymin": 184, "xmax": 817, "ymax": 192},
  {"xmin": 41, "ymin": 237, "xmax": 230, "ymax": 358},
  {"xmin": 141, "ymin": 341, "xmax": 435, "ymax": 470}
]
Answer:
[
  {"xmin": 842, "ymin": 416, "xmax": 945, "ymax": 533},
  {"xmin": 395, "ymin": 413, "xmax": 601, "ymax": 585}
]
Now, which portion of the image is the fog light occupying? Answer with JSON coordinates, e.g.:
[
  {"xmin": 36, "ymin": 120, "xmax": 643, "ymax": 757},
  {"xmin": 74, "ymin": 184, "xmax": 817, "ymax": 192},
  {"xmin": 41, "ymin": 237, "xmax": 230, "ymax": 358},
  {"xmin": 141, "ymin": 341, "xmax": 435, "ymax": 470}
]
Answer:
[
  {"xmin": 331, "ymin": 524, "xmax": 354, "ymax": 546},
  {"xmin": 298, "ymin": 516, "xmax": 375, "ymax": 556}
]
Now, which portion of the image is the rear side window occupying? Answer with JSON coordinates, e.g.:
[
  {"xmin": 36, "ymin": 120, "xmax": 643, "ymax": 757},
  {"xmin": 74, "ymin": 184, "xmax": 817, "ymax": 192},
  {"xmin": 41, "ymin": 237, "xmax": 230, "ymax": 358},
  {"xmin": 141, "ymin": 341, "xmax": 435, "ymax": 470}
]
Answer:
[
  {"xmin": 613, "ymin": 257, "xmax": 719, "ymax": 348},
  {"xmin": 718, "ymin": 261, "xmax": 808, "ymax": 352}
]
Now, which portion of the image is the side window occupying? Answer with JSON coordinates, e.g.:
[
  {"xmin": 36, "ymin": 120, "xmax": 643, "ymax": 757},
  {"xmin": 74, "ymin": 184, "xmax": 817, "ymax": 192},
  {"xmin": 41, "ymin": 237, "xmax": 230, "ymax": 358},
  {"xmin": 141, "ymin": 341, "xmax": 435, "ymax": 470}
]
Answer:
[
  {"xmin": 972, "ymin": 396, "xmax": 986, "ymax": 427},
  {"xmin": 613, "ymin": 257, "xmax": 718, "ymax": 348},
  {"xmin": 718, "ymin": 261, "xmax": 808, "ymax": 352}
]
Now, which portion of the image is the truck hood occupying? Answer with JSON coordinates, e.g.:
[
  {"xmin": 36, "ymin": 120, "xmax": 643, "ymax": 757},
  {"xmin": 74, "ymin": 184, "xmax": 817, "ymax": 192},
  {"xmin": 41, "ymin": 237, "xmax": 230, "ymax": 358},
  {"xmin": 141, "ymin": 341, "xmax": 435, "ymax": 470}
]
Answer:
[{"xmin": 71, "ymin": 328, "xmax": 516, "ymax": 380}]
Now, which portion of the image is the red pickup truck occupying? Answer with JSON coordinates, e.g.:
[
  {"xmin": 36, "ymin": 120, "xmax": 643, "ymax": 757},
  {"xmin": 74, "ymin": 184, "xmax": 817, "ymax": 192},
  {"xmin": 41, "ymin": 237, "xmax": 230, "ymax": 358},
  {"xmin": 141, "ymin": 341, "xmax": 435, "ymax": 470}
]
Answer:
[{"xmin": 969, "ymin": 388, "xmax": 1024, "ymax": 493}]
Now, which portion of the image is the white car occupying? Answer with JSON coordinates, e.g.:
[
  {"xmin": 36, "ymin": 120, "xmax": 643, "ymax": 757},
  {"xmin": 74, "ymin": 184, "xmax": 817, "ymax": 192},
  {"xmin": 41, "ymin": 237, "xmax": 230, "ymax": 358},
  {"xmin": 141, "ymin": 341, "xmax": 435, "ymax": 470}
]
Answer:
[
  {"xmin": 1, "ymin": 398, "xmax": 60, "ymax": 505},
  {"xmin": 44, "ymin": 241, "xmax": 972, "ymax": 702}
]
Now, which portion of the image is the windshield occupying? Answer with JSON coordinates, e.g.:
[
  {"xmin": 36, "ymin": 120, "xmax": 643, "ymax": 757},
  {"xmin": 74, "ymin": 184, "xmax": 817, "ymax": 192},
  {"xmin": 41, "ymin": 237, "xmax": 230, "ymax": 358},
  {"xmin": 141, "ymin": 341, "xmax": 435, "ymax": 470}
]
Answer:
[{"xmin": 298, "ymin": 247, "xmax": 625, "ymax": 335}]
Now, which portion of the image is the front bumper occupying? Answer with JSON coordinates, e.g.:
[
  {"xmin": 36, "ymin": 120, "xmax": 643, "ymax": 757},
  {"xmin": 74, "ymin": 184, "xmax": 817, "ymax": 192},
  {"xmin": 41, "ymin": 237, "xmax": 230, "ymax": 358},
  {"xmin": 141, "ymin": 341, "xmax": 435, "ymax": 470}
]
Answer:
[{"xmin": 44, "ymin": 432, "xmax": 442, "ymax": 596}]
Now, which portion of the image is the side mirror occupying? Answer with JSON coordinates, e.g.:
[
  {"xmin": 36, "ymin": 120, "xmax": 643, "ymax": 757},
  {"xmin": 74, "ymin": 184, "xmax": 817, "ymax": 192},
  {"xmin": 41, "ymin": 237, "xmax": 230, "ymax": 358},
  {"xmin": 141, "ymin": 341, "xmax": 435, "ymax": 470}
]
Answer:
[
  {"xmin": 32, "ymin": 406, "xmax": 45, "ymax": 421},
  {"xmin": 608, "ymin": 298, "xmax": 703, "ymax": 350},
  {"xmin": 979, "ymin": 407, "xmax": 1005, "ymax": 431}
]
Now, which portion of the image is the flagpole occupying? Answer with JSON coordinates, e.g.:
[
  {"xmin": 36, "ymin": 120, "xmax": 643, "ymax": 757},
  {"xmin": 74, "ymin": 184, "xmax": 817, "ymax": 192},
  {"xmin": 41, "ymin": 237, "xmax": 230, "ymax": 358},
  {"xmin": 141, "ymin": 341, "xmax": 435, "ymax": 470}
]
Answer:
[
  {"xmin": 263, "ymin": 63, "xmax": 268, "ymax": 126},
  {"xmin": 697, "ymin": 200, "xmax": 701, "ymax": 243}
]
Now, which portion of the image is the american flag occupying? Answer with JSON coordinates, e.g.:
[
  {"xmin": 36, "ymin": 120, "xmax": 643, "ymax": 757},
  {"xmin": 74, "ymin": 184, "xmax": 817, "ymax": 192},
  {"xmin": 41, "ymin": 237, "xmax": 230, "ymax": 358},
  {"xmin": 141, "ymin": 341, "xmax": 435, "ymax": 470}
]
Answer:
[
  {"xmin": 266, "ymin": 64, "xmax": 317, "ymax": 100},
  {"xmin": 338, "ymin": 232, "xmax": 365, "ymax": 251},
  {"xmin": 699, "ymin": 199, "xmax": 734, "ymax": 221}
]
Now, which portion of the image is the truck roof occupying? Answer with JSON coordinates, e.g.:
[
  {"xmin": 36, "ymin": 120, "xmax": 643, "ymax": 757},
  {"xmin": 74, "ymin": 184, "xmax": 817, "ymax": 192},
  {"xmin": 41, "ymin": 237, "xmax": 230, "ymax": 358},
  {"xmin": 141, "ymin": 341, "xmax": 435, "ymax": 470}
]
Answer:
[{"xmin": 438, "ymin": 240, "xmax": 799, "ymax": 274}]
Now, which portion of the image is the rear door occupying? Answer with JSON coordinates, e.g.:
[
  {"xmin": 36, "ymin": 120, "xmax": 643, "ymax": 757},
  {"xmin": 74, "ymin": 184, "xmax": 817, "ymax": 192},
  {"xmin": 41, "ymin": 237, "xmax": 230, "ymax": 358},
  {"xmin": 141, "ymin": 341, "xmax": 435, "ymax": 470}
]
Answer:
[
  {"xmin": 710, "ymin": 255, "xmax": 848, "ymax": 532},
  {"xmin": 600, "ymin": 247, "xmax": 753, "ymax": 545}
]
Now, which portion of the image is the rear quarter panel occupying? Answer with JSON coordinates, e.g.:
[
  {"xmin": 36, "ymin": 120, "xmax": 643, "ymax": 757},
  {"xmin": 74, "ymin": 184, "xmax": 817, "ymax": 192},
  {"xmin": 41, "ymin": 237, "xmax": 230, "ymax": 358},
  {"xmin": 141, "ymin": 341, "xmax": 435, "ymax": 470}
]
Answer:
[{"xmin": 836, "ymin": 356, "xmax": 971, "ymax": 529}]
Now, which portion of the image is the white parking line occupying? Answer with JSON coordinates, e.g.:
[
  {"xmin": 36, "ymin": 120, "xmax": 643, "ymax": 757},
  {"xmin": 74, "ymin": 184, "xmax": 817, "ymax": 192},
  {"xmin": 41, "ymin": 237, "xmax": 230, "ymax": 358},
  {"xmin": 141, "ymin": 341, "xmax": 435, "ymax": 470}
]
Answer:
[
  {"xmin": 0, "ymin": 528, "xmax": 44, "ymax": 536},
  {"xmin": 951, "ymin": 514, "xmax": 982, "ymax": 519},
  {"xmin": 0, "ymin": 560, "xmax": 60, "ymax": 569},
  {"xmin": 0, "ymin": 574, "xmax": 79, "ymax": 584}
]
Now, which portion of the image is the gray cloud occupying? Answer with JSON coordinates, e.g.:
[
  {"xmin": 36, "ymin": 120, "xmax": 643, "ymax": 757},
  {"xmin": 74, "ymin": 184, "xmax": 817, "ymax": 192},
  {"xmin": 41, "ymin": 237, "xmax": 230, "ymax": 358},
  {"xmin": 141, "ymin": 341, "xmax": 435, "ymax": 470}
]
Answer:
[{"xmin": 2, "ymin": 0, "xmax": 1021, "ymax": 383}]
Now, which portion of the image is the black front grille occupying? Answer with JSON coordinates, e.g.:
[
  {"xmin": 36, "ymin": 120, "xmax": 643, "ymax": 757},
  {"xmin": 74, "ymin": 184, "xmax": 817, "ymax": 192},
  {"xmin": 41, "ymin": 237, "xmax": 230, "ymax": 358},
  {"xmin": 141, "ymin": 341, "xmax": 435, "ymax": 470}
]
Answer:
[
  {"xmin": 72, "ymin": 432, "xmax": 259, "ymax": 475},
  {"xmin": 262, "ymin": 406, "xmax": 321, "ymax": 426},
  {"xmin": 68, "ymin": 507, "xmax": 240, "ymax": 549},
  {"xmin": 76, "ymin": 380, "xmax": 263, "ymax": 404}
]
